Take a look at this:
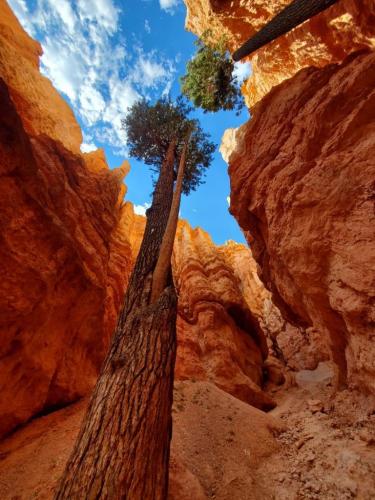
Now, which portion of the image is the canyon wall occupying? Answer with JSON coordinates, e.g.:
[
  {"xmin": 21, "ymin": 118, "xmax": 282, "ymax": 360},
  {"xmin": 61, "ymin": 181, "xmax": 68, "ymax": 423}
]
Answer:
[
  {"xmin": 0, "ymin": 0, "xmax": 137, "ymax": 438},
  {"xmin": 184, "ymin": 0, "xmax": 375, "ymax": 106},
  {"xmin": 227, "ymin": 49, "xmax": 375, "ymax": 391},
  {"xmin": 222, "ymin": 242, "xmax": 330, "ymax": 372},
  {"xmin": 0, "ymin": 0, "xmax": 278, "ymax": 438},
  {"xmin": 183, "ymin": 2, "xmax": 375, "ymax": 391}
]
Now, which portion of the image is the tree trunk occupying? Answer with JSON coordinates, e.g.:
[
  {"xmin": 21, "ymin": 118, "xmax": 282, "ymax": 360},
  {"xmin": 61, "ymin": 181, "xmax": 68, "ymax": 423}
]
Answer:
[
  {"xmin": 232, "ymin": 0, "xmax": 339, "ymax": 61},
  {"xmin": 151, "ymin": 132, "xmax": 191, "ymax": 303},
  {"xmin": 55, "ymin": 140, "xmax": 177, "ymax": 500}
]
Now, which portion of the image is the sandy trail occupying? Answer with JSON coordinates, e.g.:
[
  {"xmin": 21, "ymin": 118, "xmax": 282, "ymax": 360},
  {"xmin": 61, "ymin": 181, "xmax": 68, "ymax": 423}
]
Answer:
[{"xmin": 0, "ymin": 365, "xmax": 374, "ymax": 499}]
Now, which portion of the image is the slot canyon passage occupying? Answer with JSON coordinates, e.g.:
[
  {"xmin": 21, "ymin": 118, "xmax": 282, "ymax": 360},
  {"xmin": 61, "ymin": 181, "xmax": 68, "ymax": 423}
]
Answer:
[{"xmin": 0, "ymin": 0, "xmax": 374, "ymax": 498}]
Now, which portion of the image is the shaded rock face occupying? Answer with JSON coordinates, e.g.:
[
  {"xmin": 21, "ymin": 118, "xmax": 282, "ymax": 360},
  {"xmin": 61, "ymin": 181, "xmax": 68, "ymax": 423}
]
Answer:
[
  {"xmin": 173, "ymin": 225, "xmax": 274, "ymax": 410},
  {"xmin": 227, "ymin": 49, "xmax": 375, "ymax": 391},
  {"xmin": 184, "ymin": 0, "xmax": 375, "ymax": 106}
]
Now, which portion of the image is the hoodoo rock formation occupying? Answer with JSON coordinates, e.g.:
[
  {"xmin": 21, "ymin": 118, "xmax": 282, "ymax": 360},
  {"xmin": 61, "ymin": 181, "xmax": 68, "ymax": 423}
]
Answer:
[
  {"xmin": 173, "ymin": 224, "xmax": 275, "ymax": 410},
  {"xmin": 184, "ymin": 0, "xmax": 375, "ymax": 105}
]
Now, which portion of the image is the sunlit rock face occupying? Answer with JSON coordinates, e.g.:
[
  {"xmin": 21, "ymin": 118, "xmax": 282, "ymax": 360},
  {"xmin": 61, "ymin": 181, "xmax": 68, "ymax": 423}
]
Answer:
[
  {"xmin": 173, "ymin": 224, "xmax": 275, "ymax": 410},
  {"xmin": 0, "ymin": 0, "xmax": 134, "ymax": 438},
  {"xmin": 226, "ymin": 49, "xmax": 375, "ymax": 391},
  {"xmin": 184, "ymin": 0, "xmax": 375, "ymax": 106}
]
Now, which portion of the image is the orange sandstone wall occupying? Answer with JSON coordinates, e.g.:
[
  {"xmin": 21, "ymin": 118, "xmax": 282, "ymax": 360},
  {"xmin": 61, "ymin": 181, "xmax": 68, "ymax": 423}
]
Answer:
[
  {"xmin": 221, "ymin": 242, "xmax": 330, "ymax": 372},
  {"xmin": 0, "ymin": 0, "xmax": 134, "ymax": 438},
  {"xmin": 184, "ymin": 0, "xmax": 375, "ymax": 106},
  {"xmin": 184, "ymin": 0, "xmax": 375, "ymax": 391},
  {"xmin": 226, "ymin": 51, "xmax": 375, "ymax": 390}
]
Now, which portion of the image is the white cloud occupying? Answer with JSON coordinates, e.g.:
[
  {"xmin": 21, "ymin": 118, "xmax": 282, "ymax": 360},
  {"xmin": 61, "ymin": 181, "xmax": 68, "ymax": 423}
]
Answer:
[
  {"xmin": 102, "ymin": 77, "xmax": 141, "ymax": 145},
  {"xmin": 159, "ymin": 0, "xmax": 179, "ymax": 13},
  {"xmin": 81, "ymin": 142, "xmax": 97, "ymax": 153},
  {"xmin": 8, "ymin": 0, "xmax": 176, "ymax": 156},
  {"xmin": 233, "ymin": 61, "xmax": 252, "ymax": 84},
  {"xmin": 49, "ymin": 0, "xmax": 77, "ymax": 31},
  {"xmin": 77, "ymin": 0, "xmax": 119, "ymax": 33},
  {"xmin": 144, "ymin": 19, "xmax": 151, "ymax": 33},
  {"xmin": 132, "ymin": 56, "xmax": 168, "ymax": 88},
  {"xmin": 41, "ymin": 35, "xmax": 84, "ymax": 101},
  {"xmin": 134, "ymin": 202, "xmax": 151, "ymax": 216},
  {"xmin": 79, "ymin": 83, "xmax": 106, "ymax": 125},
  {"xmin": 130, "ymin": 49, "xmax": 176, "ymax": 94}
]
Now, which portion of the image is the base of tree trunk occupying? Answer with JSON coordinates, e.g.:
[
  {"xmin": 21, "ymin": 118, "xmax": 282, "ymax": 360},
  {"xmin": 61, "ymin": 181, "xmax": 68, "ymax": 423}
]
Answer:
[{"xmin": 55, "ymin": 286, "xmax": 177, "ymax": 500}]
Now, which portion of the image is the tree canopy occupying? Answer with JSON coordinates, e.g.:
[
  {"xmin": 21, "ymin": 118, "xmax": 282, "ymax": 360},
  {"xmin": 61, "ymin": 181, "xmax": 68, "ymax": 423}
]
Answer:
[
  {"xmin": 122, "ymin": 96, "xmax": 216, "ymax": 194},
  {"xmin": 180, "ymin": 32, "xmax": 244, "ymax": 114}
]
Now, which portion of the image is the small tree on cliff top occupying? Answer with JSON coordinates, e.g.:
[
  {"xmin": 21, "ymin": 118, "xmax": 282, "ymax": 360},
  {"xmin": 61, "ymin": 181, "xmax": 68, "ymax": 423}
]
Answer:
[
  {"xmin": 55, "ymin": 96, "xmax": 215, "ymax": 500},
  {"xmin": 180, "ymin": 31, "xmax": 244, "ymax": 114}
]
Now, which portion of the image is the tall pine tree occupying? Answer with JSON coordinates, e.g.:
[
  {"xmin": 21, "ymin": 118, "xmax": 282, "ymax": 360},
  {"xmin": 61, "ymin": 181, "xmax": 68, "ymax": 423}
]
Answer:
[{"xmin": 55, "ymin": 97, "xmax": 215, "ymax": 500}]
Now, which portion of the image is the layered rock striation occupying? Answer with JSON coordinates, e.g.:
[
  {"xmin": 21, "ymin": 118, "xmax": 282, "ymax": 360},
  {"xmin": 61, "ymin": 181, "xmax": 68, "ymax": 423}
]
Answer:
[
  {"xmin": 184, "ymin": 0, "xmax": 375, "ymax": 106},
  {"xmin": 173, "ymin": 225, "xmax": 274, "ymax": 410}
]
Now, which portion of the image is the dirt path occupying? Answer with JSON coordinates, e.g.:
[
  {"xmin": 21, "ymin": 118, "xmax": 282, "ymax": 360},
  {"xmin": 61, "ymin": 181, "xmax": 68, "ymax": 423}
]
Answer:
[
  {"xmin": 256, "ymin": 362, "xmax": 375, "ymax": 499},
  {"xmin": 0, "ymin": 366, "xmax": 374, "ymax": 499}
]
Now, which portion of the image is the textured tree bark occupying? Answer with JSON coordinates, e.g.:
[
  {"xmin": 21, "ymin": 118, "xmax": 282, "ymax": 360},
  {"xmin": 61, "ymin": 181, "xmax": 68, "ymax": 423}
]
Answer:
[
  {"xmin": 151, "ymin": 132, "xmax": 191, "ymax": 303},
  {"xmin": 232, "ymin": 0, "xmax": 339, "ymax": 61},
  {"xmin": 54, "ymin": 140, "xmax": 177, "ymax": 500}
]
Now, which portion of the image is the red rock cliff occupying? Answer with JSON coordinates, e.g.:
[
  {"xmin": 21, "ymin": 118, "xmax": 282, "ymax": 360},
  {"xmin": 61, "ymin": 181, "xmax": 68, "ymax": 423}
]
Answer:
[
  {"xmin": 0, "ymin": 0, "xmax": 134, "ymax": 438},
  {"xmin": 209, "ymin": 6, "xmax": 375, "ymax": 390},
  {"xmin": 173, "ymin": 224, "xmax": 274, "ymax": 410}
]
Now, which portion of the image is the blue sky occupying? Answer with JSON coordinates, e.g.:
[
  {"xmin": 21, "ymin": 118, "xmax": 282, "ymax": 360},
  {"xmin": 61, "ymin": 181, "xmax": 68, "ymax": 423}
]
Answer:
[{"xmin": 9, "ymin": 0, "xmax": 251, "ymax": 244}]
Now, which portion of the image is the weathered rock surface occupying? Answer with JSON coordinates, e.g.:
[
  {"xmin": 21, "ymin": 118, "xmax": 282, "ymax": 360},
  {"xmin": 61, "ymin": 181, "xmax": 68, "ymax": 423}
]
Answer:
[
  {"xmin": 187, "ymin": 0, "xmax": 375, "ymax": 393},
  {"xmin": 0, "ymin": 0, "xmax": 133, "ymax": 438},
  {"xmin": 226, "ymin": 49, "xmax": 375, "ymax": 391},
  {"xmin": 212, "ymin": 239, "xmax": 329, "ymax": 374},
  {"xmin": 184, "ymin": 0, "xmax": 375, "ymax": 105},
  {"xmin": 173, "ymin": 225, "xmax": 275, "ymax": 410},
  {"xmin": 0, "ymin": 0, "xmax": 82, "ymax": 152}
]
